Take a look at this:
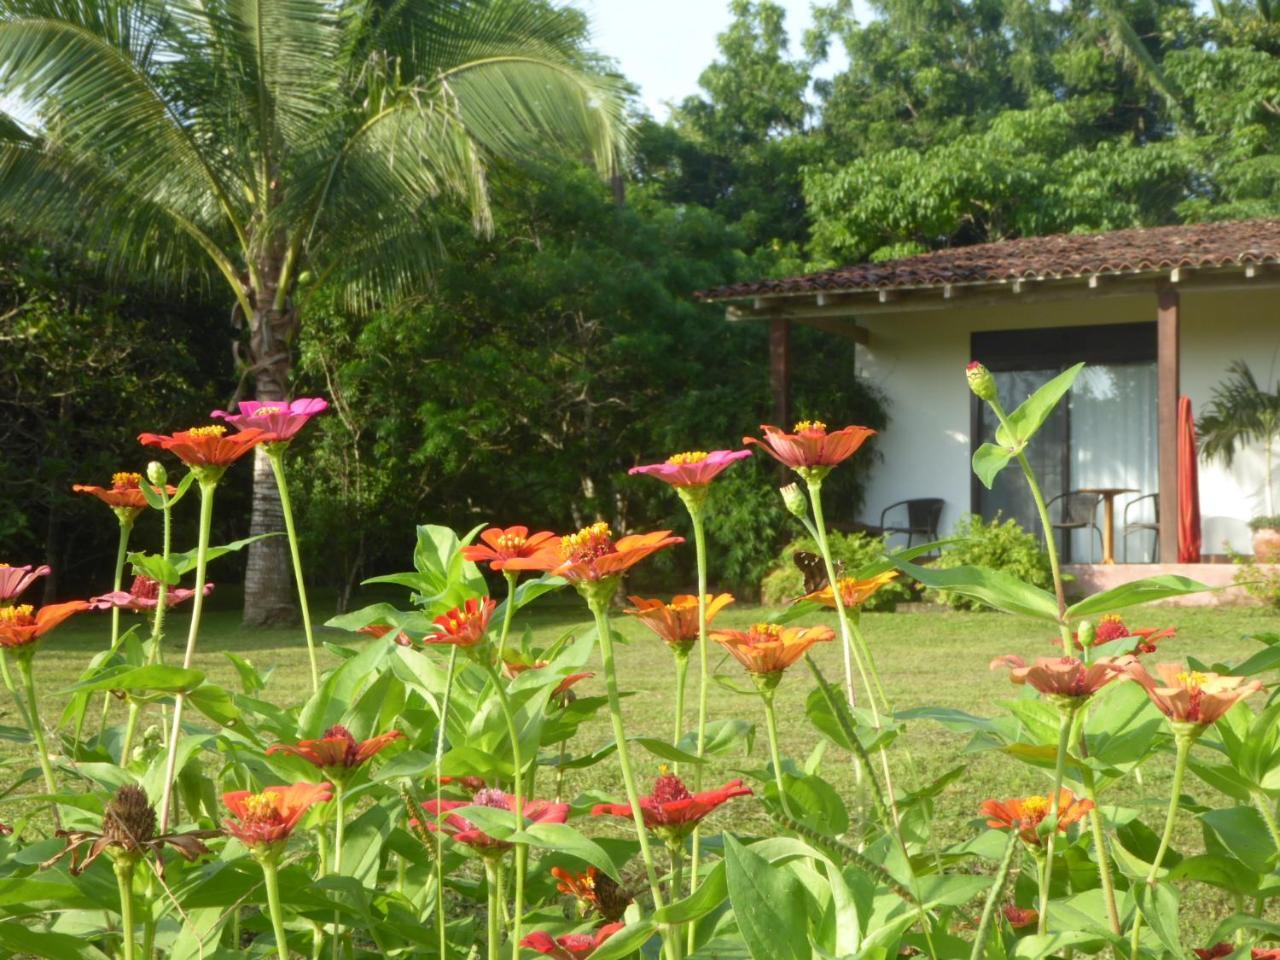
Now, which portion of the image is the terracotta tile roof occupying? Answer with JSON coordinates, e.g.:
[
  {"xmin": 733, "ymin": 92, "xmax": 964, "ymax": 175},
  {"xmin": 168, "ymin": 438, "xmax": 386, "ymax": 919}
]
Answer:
[{"xmin": 696, "ymin": 218, "xmax": 1280, "ymax": 301}]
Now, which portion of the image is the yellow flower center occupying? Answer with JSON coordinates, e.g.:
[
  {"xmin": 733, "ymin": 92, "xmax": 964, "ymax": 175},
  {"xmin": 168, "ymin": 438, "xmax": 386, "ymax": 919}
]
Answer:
[
  {"xmin": 112, "ymin": 472, "xmax": 142, "ymax": 490},
  {"xmin": 793, "ymin": 420, "xmax": 827, "ymax": 433},
  {"xmin": 496, "ymin": 533, "xmax": 527, "ymax": 552},
  {"xmin": 186, "ymin": 425, "xmax": 227, "ymax": 439},
  {"xmin": 0, "ymin": 563, "xmax": 8, "ymax": 568},
  {"xmin": 561, "ymin": 522, "xmax": 614, "ymax": 560},
  {"xmin": 445, "ymin": 610, "xmax": 476, "ymax": 632},
  {"xmin": 252, "ymin": 407, "xmax": 283, "ymax": 417},
  {"xmin": 241, "ymin": 792, "xmax": 279, "ymax": 820},
  {"xmin": 1100, "ymin": 614, "xmax": 1123, "ymax": 625},
  {"xmin": 666, "ymin": 451, "xmax": 709, "ymax": 465},
  {"xmin": 1021, "ymin": 795, "xmax": 1050, "ymax": 819},
  {"xmin": 0, "ymin": 605, "xmax": 33, "ymax": 625},
  {"xmin": 750, "ymin": 622, "xmax": 784, "ymax": 640},
  {"xmin": 1178, "ymin": 671, "xmax": 1209, "ymax": 689}
]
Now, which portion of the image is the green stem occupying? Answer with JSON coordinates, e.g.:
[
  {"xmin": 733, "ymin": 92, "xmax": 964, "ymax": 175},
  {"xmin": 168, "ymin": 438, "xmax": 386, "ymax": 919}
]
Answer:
[
  {"xmin": 496, "ymin": 570, "xmax": 519, "ymax": 666},
  {"xmin": 123, "ymin": 492, "xmax": 171, "ymax": 764},
  {"xmin": 268, "ymin": 449, "xmax": 319, "ymax": 695},
  {"xmin": 590, "ymin": 600, "xmax": 673, "ymax": 960},
  {"xmin": 0, "ymin": 652, "xmax": 32, "ymax": 737},
  {"xmin": 669, "ymin": 841, "xmax": 685, "ymax": 960},
  {"xmin": 159, "ymin": 478, "xmax": 216, "ymax": 833},
  {"xmin": 260, "ymin": 858, "xmax": 291, "ymax": 960},
  {"xmin": 484, "ymin": 861, "xmax": 500, "ymax": 960},
  {"xmin": 969, "ymin": 831, "xmax": 1019, "ymax": 960},
  {"xmin": 90, "ymin": 519, "xmax": 133, "ymax": 748},
  {"xmin": 17, "ymin": 654, "xmax": 59, "ymax": 809},
  {"xmin": 555, "ymin": 740, "xmax": 567, "ymax": 803},
  {"xmin": 1014, "ymin": 450, "xmax": 1068, "ymax": 623},
  {"xmin": 115, "ymin": 857, "xmax": 137, "ymax": 960},
  {"xmin": 1080, "ymin": 765, "xmax": 1121, "ymax": 936},
  {"xmin": 672, "ymin": 651, "xmax": 689, "ymax": 755},
  {"xmin": 1129, "ymin": 732, "xmax": 1193, "ymax": 956},
  {"xmin": 761, "ymin": 688, "xmax": 791, "ymax": 816},
  {"xmin": 482, "ymin": 661, "xmax": 526, "ymax": 953},
  {"xmin": 1252, "ymin": 790, "xmax": 1280, "ymax": 855},
  {"xmin": 140, "ymin": 869, "xmax": 156, "ymax": 960},
  {"xmin": 434, "ymin": 646, "xmax": 459, "ymax": 960},
  {"xmin": 686, "ymin": 503, "xmax": 711, "ymax": 938},
  {"xmin": 330, "ymin": 788, "xmax": 346, "ymax": 960},
  {"xmin": 1037, "ymin": 708, "xmax": 1075, "ymax": 935}
]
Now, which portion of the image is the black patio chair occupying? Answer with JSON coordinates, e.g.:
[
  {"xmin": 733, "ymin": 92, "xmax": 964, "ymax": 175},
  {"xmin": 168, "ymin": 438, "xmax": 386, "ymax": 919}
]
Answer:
[
  {"xmin": 878, "ymin": 498, "xmax": 944, "ymax": 549},
  {"xmin": 1046, "ymin": 491, "xmax": 1103, "ymax": 563},
  {"xmin": 1122, "ymin": 492, "xmax": 1159, "ymax": 563}
]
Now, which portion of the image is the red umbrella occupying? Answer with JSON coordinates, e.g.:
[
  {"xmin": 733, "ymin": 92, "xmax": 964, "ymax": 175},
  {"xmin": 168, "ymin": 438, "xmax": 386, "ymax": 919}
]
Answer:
[{"xmin": 1178, "ymin": 395, "xmax": 1202, "ymax": 563}]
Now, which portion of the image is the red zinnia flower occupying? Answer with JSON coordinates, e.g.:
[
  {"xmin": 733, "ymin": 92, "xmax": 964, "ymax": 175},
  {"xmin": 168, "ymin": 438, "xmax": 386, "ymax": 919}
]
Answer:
[
  {"xmin": 628, "ymin": 449, "xmax": 752, "ymax": 488},
  {"xmin": 1002, "ymin": 905, "xmax": 1038, "ymax": 929},
  {"xmin": 591, "ymin": 773, "xmax": 752, "ymax": 838},
  {"xmin": 1194, "ymin": 947, "xmax": 1280, "ymax": 960},
  {"xmin": 743, "ymin": 421, "xmax": 876, "ymax": 472},
  {"xmin": 461, "ymin": 526, "xmax": 561, "ymax": 572},
  {"xmin": 419, "ymin": 788, "xmax": 568, "ymax": 852},
  {"xmin": 521, "ymin": 923, "xmax": 625, "ymax": 960},
  {"xmin": 267, "ymin": 724, "xmax": 404, "ymax": 773},
  {"xmin": 1122, "ymin": 662, "xmax": 1262, "ymax": 726},
  {"xmin": 91, "ymin": 575, "xmax": 213, "ymax": 613},
  {"xmin": 980, "ymin": 790, "xmax": 1093, "ymax": 846},
  {"xmin": 0, "ymin": 564, "xmax": 50, "ymax": 604},
  {"xmin": 212, "ymin": 398, "xmax": 328, "ymax": 444},
  {"xmin": 624, "ymin": 594, "xmax": 734, "ymax": 655},
  {"xmin": 711, "ymin": 622, "xmax": 836, "ymax": 676},
  {"xmin": 437, "ymin": 775, "xmax": 486, "ymax": 794},
  {"xmin": 72, "ymin": 472, "xmax": 176, "ymax": 518},
  {"xmin": 0, "ymin": 601, "xmax": 91, "ymax": 649},
  {"xmin": 990, "ymin": 654, "xmax": 1134, "ymax": 700},
  {"xmin": 359, "ymin": 623, "xmax": 416, "ymax": 647},
  {"xmin": 425, "ymin": 597, "xmax": 496, "ymax": 648},
  {"xmin": 139, "ymin": 425, "xmax": 265, "ymax": 470},
  {"xmin": 222, "ymin": 782, "xmax": 333, "ymax": 847},
  {"xmin": 501, "ymin": 658, "xmax": 593, "ymax": 701},
  {"xmin": 1076, "ymin": 614, "xmax": 1176, "ymax": 655}
]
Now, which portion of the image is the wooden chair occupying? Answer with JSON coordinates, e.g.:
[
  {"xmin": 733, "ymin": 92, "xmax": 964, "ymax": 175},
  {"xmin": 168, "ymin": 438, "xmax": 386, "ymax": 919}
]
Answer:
[
  {"xmin": 878, "ymin": 498, "xmax": 944, "ymax": 548},
  {"xmin": 1046, "ymin": 491, "xmax": 1103, "ymax": 563},
  {"xmin": 1122, "ymin": 493, "xmax": 1159, "ymax": 563}
]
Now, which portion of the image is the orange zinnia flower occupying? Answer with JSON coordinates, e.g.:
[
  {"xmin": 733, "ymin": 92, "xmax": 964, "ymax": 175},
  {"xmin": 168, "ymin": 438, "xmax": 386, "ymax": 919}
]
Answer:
[
  {"xmin": 506, "ymin": 522, "xmax": 682, "ymax": 584},
  {"xmin": 624, "ymin": 593, "xmax": 734, "ymax": 654},
  {"xmin": 72, "ymin": 472, "xmax": 176, "ymax": 518},
  {"xmin": 743, "ymin": 421, "xmax": 876, "ymax": 474},
  {"xmin": 801, "ymin": 571, "xmax": 898, "ymax": 608},
  {"xmin": 222, "ymin": 782, "xmax": 333, "ymax": 848},
  {"xmin": 461, "ymin": 526, "xmax": 561, "ymax": 572},
  {"xmin": 550, "ymin": 866, "xmax": 630, "ymax": 921},
  {"xmin": 425, "ymin": 597, "xmax": 496, "ymax": 648},
  {"xmin": 711, "ymin": 622, "xmax": 835, "ymax": 676},
  {"xmin": 0, "ymin": 601, "xmax": 91, "ymax": 649},
  {"xmin": 1122, "ymin": 661, "xmax": 1262, "ymax": 726},
  {"xmin": 990, "ymin": 654, "xmax": 1134, "ymax": 701},
  {"xmin": 266, "ymin": 724, "xmax": 404, "ymax": 774},
  {"xmin": 139, "ymin": 425, "xmax": 265, "ymax": 471},
  {"xmin": 359, "ymin": 623, "xmax": 416, "ymax": 647},
  {"xmin": 980, "ymin": 790, "xmax": 1093, "ymax": 846},
  {"xmin": 500, "ymin": 657, "xmax": 593, "ymax": 702}
]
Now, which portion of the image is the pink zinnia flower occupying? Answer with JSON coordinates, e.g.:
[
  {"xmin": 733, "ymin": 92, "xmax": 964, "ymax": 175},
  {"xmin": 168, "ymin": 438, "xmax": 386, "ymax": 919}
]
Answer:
[
  {"xmin": 212, "ymin": 398, "xmax": 328, "ymax": 444},
  {"xmin": 418, "ymin": 788, "xmax": 568, "ymax": 852},
  {"xmin": 743, "ymin": 421, "xmax": 876, "ymax": 472},
  {"xmin": 628, "ymin": 449, "xmax": 751, "ymax": 488},
  {"xmin": 90, "ymin": 575, "xmax": 213, "ymax": 613},
  {"xmin": 0, "ymin": 564, "xmax": 50, "ymax": 604},
  {"xmin": 1122, "ymin": 662, "xmax": 1262, "ymax": 726},
  {"xmin": 990, "ymin": 654, "xmax": 1134, "ymax": 700}
]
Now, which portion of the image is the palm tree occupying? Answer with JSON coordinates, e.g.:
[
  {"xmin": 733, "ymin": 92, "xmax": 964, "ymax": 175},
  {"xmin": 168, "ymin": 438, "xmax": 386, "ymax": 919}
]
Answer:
[
  {"xmin": 1198, "ymin": 359, "xmax": 1280, "ymax": 517},
  {"xmin": 0, "ymin": 0, "xmax": 626, "ymax": 624}
]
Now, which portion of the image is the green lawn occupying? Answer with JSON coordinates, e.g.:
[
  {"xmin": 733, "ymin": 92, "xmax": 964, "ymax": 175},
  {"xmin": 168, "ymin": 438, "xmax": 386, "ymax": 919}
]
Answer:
[{"xmin": 19, "ymin": 597, "xmax": 1280, "ymax": 944}]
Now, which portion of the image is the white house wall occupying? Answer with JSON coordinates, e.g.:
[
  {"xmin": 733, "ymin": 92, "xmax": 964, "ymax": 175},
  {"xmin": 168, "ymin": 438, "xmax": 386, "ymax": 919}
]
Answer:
[{"xmin": 854, "ymin": 286, "xmax": 1279, "ymax": 556}]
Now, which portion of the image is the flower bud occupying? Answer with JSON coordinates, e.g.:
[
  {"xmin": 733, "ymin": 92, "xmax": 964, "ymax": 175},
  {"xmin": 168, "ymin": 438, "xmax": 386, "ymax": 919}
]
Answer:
[
  {"xmin": 966, "ymin": 361, "xmax": 998, "ymax": 403},
  {"xmin": 780, "ymin": 483, "xmax": 807, "ymax": 518},
  {"xmin": 1076, "ymin": 620, "xmax": 1095, "ymax": 650},
  {"xmin": 145, "ymin": 461, "xmax": 168, "ymax": 486}
]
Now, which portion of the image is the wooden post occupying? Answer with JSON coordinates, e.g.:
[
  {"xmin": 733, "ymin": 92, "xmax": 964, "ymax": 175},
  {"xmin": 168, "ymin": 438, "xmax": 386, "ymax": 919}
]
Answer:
[
  {"xmin": 1157, "ymin": 282, "xmax": 1180, "ymax": 563},
  {"xmin": 769, "ymin": 316, "xmax": 791, "ymax": 428}
]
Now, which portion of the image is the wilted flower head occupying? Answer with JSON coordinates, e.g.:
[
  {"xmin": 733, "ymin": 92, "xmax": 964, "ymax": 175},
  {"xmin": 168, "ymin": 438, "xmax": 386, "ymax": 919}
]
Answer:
[
  {"xmin": 222, "ymin": 782, "xmax": 333, "ymax": 851},
  {"xmin": 425, "ymin": 597, "xmax": 496, "ymax": 648},
  {"xmin": 461, "ymin": 526, "xmax": 560, "ymax": 572},
  {"xmin": 551, "ymin": 866, "xmax": 631, "ymax": 922},
  {"xmin": 591, "ymin": 772, "xmax": 752, "ymax": 840},
  {"xmin": 990, "ymin": 654, "xmax": 1134, "ymax": 702},
  {"xmin": 520, "ymin": 922, "xmax": 625, "ymax": 960},
  {"xmin": 0, "ymin": 600, "xmax": 91, "ymax": 650},
  {"xmin": 624, "ymin": 593, "xmax": 734, "ymax": 655},
  {"xmin": 743, "ymin": 422, "xmax": 875, "ymax": 479},
  {"xmin": 1002, "ymin": 905, "xmax": 1038, "ymax": 930},
  {"xmin": 1123, "ymin": 662, "xmax": 1262, "ymax": 728},
  {"xmin": 980, "ymin": 790, "xmax": 1093, "ymax": 846},
  {"xmin": 267, "ymin": 725, "xmax": 403, "ymax": 774},
  {"xmin": 212, "ymin": 398, "xmax": 328, "ymax": 444},
  {"xmin": 90, "ymin": 576, "xmax": 212, "ymax": 613},
  {"xmin": 0, "ymin": 564, "xmax": 50, "ymax": 605},
  {"xmin": 711, "ymin": 622, "xmax": 835, "ymax": 678},
  {"xmin": 628, "ymin": 449, "xmax": 751, "ymax": 488}
]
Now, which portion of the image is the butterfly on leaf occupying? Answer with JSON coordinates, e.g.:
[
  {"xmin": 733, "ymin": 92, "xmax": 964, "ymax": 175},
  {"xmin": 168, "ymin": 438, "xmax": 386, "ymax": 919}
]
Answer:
[{"xmin": 793, "ymin": 551, "xmax": 844, "ymax": 594}]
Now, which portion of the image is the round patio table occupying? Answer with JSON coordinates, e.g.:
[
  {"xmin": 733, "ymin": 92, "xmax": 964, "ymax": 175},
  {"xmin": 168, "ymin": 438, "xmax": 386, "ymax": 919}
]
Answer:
[{"xmin": 1076, "ymin": 487, "xmax": 1139, "ymax": 565}]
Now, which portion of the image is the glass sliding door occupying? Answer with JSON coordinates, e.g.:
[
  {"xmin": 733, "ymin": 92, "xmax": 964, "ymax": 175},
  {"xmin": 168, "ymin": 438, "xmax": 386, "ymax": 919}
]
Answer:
[{"xmin": 971, "ymin": 323, "xmax": 1159, "ymax": 563}]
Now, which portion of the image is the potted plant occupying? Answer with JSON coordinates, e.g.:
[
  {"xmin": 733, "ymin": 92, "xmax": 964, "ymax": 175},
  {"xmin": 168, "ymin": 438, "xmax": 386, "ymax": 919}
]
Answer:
[{"xmin": 1198, "ymin": 360, "xmax": 1280, "ymax": 560}]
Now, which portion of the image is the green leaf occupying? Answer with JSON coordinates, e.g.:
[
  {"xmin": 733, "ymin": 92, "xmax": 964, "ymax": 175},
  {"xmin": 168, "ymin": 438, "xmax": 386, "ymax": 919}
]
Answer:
[
  {"xmin": 999, "ymin": 362, "xmax": 1085, "ymax": 447},
  {"xmin": 0, "ymin": 921, "xmax": 110, "ymax": 960},
  {"xmin": 62, "ymin": 664, "xmax": 203, "ymax": 695},
  {"xmin": 1167, "ymin": 854, "xmax": 1261, "ymax": 896},
  {"xmin": 724, "ymin": 835, "xmax": 812, "ymax": 960},
  {"xmin": 126, "ymin": 551, "xmax": 182, "ymax": 587},
  {"xmin": 892, "ymin": 560, "xmax": 1058, "ymax": 620},
  {"xmin": 1135, "ymin": 881, "xmax": 1181, "ymax": 955},
  {"xmin": 1200, "ymin": 806, "xmax": 1277, "ymax": 873},
  {"xmin": 1065, "ymin": 575, "xmax": 1213, "ymax": 621},
  {"xmin": 972, "ymin": 442, "xmax": 1015, "ymax": 489},
  {"xmin": 515, "ymin": 821, "xmax": 621, "ymax": 881},
  {"xmin": 187, "ymin": 682, "xmax": 241, "ymax": 727},
  {"xmin": 653, "ymin": 861, "xmax": 727, "ymax": 924},
  {"xmin": 583, "ymin": 919, "xmax": 657, "ymax": 960}
]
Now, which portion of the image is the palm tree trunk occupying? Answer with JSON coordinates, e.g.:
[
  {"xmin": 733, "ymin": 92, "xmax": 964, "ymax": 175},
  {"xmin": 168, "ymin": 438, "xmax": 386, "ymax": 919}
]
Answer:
[{"xmin": 242, "ymin": 295, "xmax": 300, "ymax": 627}]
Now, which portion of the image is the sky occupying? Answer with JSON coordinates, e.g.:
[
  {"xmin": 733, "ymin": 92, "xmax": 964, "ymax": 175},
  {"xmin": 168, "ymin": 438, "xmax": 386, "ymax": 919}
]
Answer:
[{"xmin": 574, "ymin": 0, "xmax": 873, "ymax": 120}]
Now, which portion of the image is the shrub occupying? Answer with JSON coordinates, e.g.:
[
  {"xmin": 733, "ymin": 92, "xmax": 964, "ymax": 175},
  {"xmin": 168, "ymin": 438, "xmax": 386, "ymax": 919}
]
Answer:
[
  {"xmin": 760, "ymin": 530, "xmax": 913, "ymax": 610},
  {"xmin": 929, "ymin": 513, "xmax": 1053, "ymax": 610},
  {"xmin": 1230, "ymin": 550, "xmax": 1280, "ymax": 607},
  {"xmin": 1248, "ymin": 515, "xmax": 1280, "ymax": 531}
]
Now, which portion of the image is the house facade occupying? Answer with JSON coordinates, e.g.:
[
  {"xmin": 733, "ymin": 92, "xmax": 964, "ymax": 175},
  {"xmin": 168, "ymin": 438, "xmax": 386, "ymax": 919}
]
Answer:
[{"xmin": 700, "ymin": 220, "xmax": 1280, "ymax": 567}]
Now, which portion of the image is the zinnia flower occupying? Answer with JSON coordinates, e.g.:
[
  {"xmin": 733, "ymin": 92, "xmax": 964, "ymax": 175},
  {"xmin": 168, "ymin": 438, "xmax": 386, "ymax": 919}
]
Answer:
[
  {"xmin": 1122, "ymin": 662, "xmax": 1262, "ymax": 727},
  {"xmin": 90, "ymin": 575, "xmax": 212, "ymax": 613},
  {"xmin": 1195, "ymin": 947, "xmax": 1280, "ymax": 959},
  {"xmin": 551, "ymin": 866, "xmax": 630, "ymax": 922},
  {"xmin": 222, "ymin": 782, "xmax": 333, "ymax": 848},
  {"xmin": 506, "ymin": 522, "xmax": 682, "ymax": 585},
  {"xmin": 628, "ymin": 449, "xmax": 752, "ymax": 488},
  {"xmin": 520, "ymin": 923, "xmax": 625, "ymax": 960},
  {"xmin": 425, "ymin": 597, "xmax": 496, "ymax": 648},
  {"xmin": 980, "ymin": 790, "xmax": 1093, "ymax": 846},
  {"xmin": 212, "ymin": 398, "xmax": 328, "ymax": 444},
  {"xmin": 139, "ymin": 425, "xmax": 265, "ymax": 471},
  {"xmin": 72, "ymin": 472, "xmax": 175, "ymax": 519},
  {"xmin": 0, "ymin": 600, "xmax": 91, "ymax": 649},
  {"xmin": 500, "ymin": 658, "xmax": 593, "ymax": 702},
  {"xmin": 711, "ymin": 622, "xmax": 836, "ymax": 677},
  {"xmin": 1002, "ymin": 905, "xmax": 1038, "ymax": 930},
  {"xmin": 0, "ymin": 564, "xmax": 50, "ymax": 604},
  {"xmin": 990, "ymin": 654, "xmax": 1134, "ymax": 701},
  {"xmin": 461, "ymin": 526, "xmax": 560, "ymax": 572},
  {"xmin": 800, "ymin": 571, "xmax": 899, "ymax": 608},
  {"xmin": 359, "ymin": 623, "xmax": 415, "ymax": 647},
  {"xmin": 743, "ymin": 421, "xmax": 876, "ymax": 474},
  {"xmin": 419, "ymin": 788, "xmax": 568, "ymax": 853},
  {"xmin": 266, "ymin": 724, "xmax": 403, "ymax": 774},
  {"xmin": 591, "ymin": 772, "xmax": 752, "ymax": 839},
  {"xmin": 624, "ymin": 593, "xmax": 734, "ymax": 654},
  {"xmin": 1075, "ymin": 614, "xmax": 1175, "ymax": 655}
]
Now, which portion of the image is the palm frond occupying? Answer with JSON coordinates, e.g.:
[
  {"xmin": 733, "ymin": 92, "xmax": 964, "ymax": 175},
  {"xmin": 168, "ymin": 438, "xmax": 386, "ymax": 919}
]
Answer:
[
  {"xmin": 1094, "ymin": 0, "xmax": 1187, "ymax": 120},
  {"xmin": 1198, "ymin": 360, "xmax": 1280, "ymax": 465}
]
